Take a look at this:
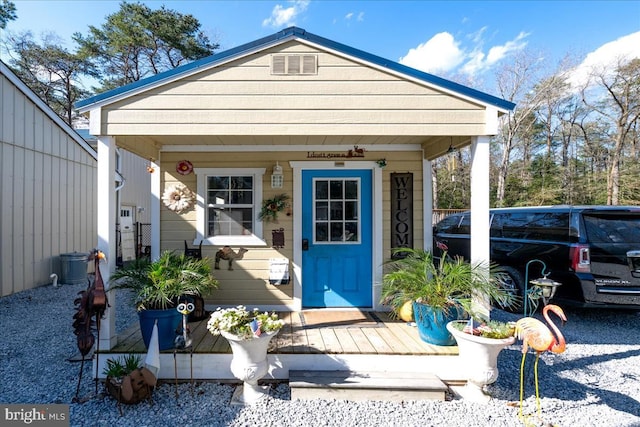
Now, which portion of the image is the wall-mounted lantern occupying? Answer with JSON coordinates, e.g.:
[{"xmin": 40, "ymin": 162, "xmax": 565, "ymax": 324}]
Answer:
[{"xmin": 271, "ymin": 162, "xmax": 284, "ymax": 189}]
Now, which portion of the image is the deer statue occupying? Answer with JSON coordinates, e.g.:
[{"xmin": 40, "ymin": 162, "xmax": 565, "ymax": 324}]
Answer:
[{"xmin": 214, "ymin": 246, "xmax": 248, "ymax": 271}]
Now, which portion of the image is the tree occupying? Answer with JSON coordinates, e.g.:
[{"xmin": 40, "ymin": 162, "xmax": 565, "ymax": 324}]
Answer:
[
  {"xmin": 0, "ymin": 0, "xmax": 16, "ymax": 29},
  {"xmin": 73, "ymin": 1, "xmax": 217, "ymax": 91},
  {"xmin": 3, "ymin": 31, "xmax": 98, "ymax": 124},
  {"xmin": 492, "ymin": 49, "xmax": 550, "ymax": 207},
  {"xmin": 582, "ymin": 58, "xmax": 640, "ymax": 205}
]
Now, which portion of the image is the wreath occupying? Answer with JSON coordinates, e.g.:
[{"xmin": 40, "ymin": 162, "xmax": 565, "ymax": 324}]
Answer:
[
  {"xmin": 258, "ymin": 194, "xmax": 290, "ymax": 222},
  {"xmin": 162, "ymin": 184, "xmax": 196, "ymax": 214}
]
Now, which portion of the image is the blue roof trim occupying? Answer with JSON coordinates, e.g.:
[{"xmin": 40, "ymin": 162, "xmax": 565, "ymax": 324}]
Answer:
[{"xmin": 75, "ymin": 26, "xmax": 515, "ymax": 111}]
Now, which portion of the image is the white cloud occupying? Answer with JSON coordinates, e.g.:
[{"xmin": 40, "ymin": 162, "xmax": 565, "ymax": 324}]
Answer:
[
  {"xmin": 345, "ymin": 11, "xmax": 364, "ymax": 22},
  {"xmin": 568, "ymin": 31, "xmax": 640, "ymax": 88},
  {"xmin": 399, "ymin": 32, "xmax": 465, "ymax": 74},
  {"xmin": 262, "ymin": 0, "xmax": 310, "ymax": 28},
  {"xmin": 399, "ymin": 30, "xmax": 529, "ymax": 77}
]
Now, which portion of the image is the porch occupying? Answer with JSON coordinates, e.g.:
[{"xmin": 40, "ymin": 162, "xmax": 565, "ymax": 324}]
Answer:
[{"xmin": 96, "ymin": 311, "xmax": 465, "ymax": 384}]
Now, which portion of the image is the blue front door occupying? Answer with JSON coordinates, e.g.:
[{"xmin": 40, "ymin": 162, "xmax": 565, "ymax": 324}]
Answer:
[{"xmin": 302, "ymin": 169, "xmax": 373, "ymax": 307}]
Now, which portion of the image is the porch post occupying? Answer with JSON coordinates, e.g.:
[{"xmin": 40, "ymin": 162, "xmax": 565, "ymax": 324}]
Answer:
[
  {"xmin": 150, "ymin": 158, "xmax": 161, "ymax": 260},
  {"xmin": 470, "ymin": 135, "xmax": 491, "ymax": 319},
  {"xmin": 423, "ymin": 158, "xmax": 434, "ymax": 252},
  {"xmin": 97, "ymin": 135, "xmax": 117, "ymax": 349}
]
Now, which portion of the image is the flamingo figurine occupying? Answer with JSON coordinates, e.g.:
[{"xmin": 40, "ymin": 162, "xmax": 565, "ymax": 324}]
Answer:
[{"xmin": 515, "ymin": 304, "xmax": 567, "ymax": 420}]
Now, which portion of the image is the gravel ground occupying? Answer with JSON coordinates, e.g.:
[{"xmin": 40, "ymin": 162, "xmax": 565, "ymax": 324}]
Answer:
[{"xmin": 1, "ymin": 282, "xmax": 639, "ymax": 427}]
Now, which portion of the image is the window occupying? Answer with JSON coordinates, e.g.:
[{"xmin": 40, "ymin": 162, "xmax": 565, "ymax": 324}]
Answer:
[
  {"xmin": 195, "ymin": 168, "xmax": 266, "ymax": 246},
  {"xmin": 313, "ymin": 178, "xmax": 360, "ymax": 243}
]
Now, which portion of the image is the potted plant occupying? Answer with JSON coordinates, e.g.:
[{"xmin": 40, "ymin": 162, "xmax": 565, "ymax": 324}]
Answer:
[
  {"xmin": 446, "ymin": 318, "xmax": 516, "ymax": 402},
  {"xmin": 110, "ymin": 251, "xmax": 218, "ymax": 350},
  {"xmin": 206, "ymin": 306, "xmax": 284, "ymax": 405},
  {"xmin": 103, "ymin": 354, "xmax": 155, "ymax": 412},
  {"xmin": 381, "ymin": 249, "xmax": 515, "ymax": 346}
]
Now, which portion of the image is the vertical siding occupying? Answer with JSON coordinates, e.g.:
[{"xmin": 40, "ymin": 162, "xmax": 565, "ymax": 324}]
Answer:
[
  {"xmin": 119, "ymin": 150, "xmax": 151, "ymax": 224},
  {"xmin": 0, "ymin": 73, "xmax": 98, "ymax": 296}
]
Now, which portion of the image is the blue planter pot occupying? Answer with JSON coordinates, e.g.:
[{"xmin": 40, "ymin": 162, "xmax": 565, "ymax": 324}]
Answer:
[
  {"xmin": 413, "ymin": 302, "xmax": 459, "ymax": 346},
  {"xmin": 138, "ymin": 309, "xmax": 182, "ymax": 351}
]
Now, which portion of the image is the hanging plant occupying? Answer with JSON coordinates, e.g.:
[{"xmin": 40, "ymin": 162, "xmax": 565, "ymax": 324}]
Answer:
[
  {"xmin": 259, "ymin": 194, "xmax": 290, "ymax": 222},
  {"xmin": 162, "ymin": 184, "xmax": 195, "ymax": 214}
]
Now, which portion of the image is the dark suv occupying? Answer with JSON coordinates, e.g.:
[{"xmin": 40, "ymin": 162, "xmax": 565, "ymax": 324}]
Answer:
[{"xmin": 433, "ymin": 205, "xmax": 640, "ymax": 310}]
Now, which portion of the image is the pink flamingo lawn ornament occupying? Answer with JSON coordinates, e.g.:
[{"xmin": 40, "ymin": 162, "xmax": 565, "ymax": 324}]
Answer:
[{"xmin": 515, "ymin": 304, "xmax": 567, "ymax": 421}]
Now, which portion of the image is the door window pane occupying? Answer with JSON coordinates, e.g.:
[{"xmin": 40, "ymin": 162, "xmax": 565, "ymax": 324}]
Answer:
[{"xmin": 313, "ymin": 178, "xmax": 360, "ymax": 243}]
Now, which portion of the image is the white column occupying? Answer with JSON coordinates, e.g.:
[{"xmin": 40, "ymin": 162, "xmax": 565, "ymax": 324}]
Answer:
[
  {"xmin": 470, "ymin": 135, "xmax": 491, "ymax": 318},
  {"xmin": 423, "ymin": 158, "xmax": 434, "ymax": 252},
  {"xmin": 97, "ymin": 135, "xmax": 117, "ymax": 349},
  {"xmin": 150, "ymin": 158, "xmax": 161, "ymax": 260}
]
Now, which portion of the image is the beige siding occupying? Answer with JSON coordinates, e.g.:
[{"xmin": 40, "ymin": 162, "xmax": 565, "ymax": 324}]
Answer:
[
  {"xmin": 101, "ymin": 41, "xmax": 486, "ymax": 137},
  {"xmin": 1, "ymin": 72, "xmax": 97, "ymax": 296},
  {"xmin": 158, "ymin": 149, "xmax": 423, "ymax": 306}
]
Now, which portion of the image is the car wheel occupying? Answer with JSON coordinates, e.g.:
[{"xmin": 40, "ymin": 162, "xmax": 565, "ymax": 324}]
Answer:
[{"xmin": 494, "ymin": 266, "xmax": 525, "ymax": 313}]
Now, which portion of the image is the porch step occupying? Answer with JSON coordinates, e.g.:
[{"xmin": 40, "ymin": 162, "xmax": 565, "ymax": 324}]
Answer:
[{"xmin": 289, "ymin": 370, "xmax": 448, "ymax": 402}]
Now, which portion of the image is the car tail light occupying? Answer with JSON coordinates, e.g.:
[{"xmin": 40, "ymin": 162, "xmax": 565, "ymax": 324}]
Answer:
[{"xmin": 570, "ymin": 244, "xmax": 591, "ymax": 273}]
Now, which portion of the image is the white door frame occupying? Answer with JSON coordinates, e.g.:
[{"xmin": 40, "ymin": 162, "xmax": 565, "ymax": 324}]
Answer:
[{"xmin": 290, "ymin": 161, "xmax": 383, "ymax": 311}]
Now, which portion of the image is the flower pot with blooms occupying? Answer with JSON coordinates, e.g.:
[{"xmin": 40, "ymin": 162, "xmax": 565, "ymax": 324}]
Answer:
[
  {"xmin": 446, "ymin": 318, "xmax": 516, "ymax": 402},
  {"xmin": 207, "ymin": 306, "xmax": 285, "ymax": 405}
]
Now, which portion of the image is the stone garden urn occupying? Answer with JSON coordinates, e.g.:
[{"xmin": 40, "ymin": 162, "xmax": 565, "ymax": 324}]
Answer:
[
  {"xmin": 221, "ymin": 330, "xmax": 279, "ymax": 405},
  {"xmin": 447, "ymin": 320, "xmax": 515, "ymax": 402}
]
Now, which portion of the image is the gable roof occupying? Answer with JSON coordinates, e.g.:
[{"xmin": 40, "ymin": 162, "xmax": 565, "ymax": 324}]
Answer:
[
  {"xmin": 1, "ymin": 60, "xmax": 97, "ymax": 160},
  {"xmin": 75, "ymin": 26, "xmax": 515, "ymax": 112}
]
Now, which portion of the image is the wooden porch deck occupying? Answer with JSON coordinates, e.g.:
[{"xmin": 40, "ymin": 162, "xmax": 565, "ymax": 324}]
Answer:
[
  {"xmin": 108, "ymin": 311, "xmax": 459, "ymax": 356},
  {"xmin": 97, "ymin": 311, "xmax": 465, "ymax": 383}
]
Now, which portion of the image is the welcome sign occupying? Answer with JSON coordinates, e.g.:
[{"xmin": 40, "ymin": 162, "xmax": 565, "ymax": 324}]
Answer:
[{"xmin": 390, "ymin": 173, "xmax": 413, "ymax": 258}]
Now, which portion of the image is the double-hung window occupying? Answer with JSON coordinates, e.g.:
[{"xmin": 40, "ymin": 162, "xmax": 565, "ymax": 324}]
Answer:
[{"xmin": 195, "ymin": 168, "xmax": 266, "ymax": 246}]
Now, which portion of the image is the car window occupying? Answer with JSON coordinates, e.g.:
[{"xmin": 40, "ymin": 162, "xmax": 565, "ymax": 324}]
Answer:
[
  {"xmin": 435, "ymin": 214, "xmax": 462, "ymax": 234},
  {"xmin": 500, "ymin": 212, "xmax": 569, "ymax": 241},
  {"xmin": 583, "ymin": 214, "xmax": 640, "ymax": 244}
]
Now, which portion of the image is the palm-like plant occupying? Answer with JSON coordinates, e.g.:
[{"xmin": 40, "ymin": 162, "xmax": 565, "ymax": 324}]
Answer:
[
  {"xmin": 381, "ymin": 249, "xmax": 516, "ymax": 319},
  {"xmin": 110, "ymin": 251, "xmax": 218, "ymax": 310}
]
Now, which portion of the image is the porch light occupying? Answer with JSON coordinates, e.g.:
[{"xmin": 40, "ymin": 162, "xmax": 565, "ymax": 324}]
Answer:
[{"xmin": 271, "ymin": 162, "xmax": 284, "ymax": 188}]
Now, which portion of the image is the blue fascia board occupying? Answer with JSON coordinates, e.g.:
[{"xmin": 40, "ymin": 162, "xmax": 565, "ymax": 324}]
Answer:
[{"xmin": 75, "ymin": 26, "xmax": 515, "ymax": 111}]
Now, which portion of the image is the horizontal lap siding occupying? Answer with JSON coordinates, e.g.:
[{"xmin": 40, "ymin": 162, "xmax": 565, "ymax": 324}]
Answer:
[
  {"xmin": 103, "ymin": 42, "xmax": 485, "ymax": 136},
  {"xmin": 1, "ymin": 74, "xmax": 97, "ymax": 296},
  {"xmin": 158, "ymin": 150, "xmax": 422, "ymax": 307}
]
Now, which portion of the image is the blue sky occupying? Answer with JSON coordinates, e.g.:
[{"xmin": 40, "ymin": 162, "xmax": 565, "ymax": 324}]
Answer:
[{"xmin": 4, "ymin": 0, "xmax": 640, "ymax": 93}]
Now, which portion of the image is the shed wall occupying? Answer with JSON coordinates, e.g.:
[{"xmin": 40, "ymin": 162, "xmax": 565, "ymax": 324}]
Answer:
[{"xmin": 1, "ymin": 73, "xmax": 97, "ymax": 296}]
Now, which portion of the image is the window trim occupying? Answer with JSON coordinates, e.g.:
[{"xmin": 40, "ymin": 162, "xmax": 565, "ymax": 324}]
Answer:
[{"xmin": 194, "ymin": 168, "xmax": 266, "ymax": 246}]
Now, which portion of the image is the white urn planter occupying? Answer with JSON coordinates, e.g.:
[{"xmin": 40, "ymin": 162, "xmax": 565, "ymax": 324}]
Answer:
[
  {"xmin": 447, "ymin": 320, "xmax": 515, "ymax": 402},
  {"xmin": 221, "ymin": 330, "xmax": 278, "ymax": 405}
]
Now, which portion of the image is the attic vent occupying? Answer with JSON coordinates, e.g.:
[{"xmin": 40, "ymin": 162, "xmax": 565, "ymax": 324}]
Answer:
[{"xmin": 271, "ymin": 55, "xmax": 317, "ymax": 75}]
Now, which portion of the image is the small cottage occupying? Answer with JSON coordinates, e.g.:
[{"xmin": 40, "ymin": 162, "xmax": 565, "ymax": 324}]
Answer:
[{"xmin": 75, "ymin": 27, "xmax": 514, "ymax": 348}]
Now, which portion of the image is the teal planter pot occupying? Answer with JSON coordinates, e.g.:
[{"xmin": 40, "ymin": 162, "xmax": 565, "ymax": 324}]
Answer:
[
  {"xmin": 413, "ymin": 302, "xmax": 459, "ymax": 346},
  {"xmin": 138, "ymin": 309, "xmax": 182, "ymax": 350}
]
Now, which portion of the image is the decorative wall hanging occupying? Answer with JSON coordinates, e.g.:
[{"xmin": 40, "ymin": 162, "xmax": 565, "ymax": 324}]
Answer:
[
  {"xmin": 272, "ymin": 228, "xmax": 285, "ymax": 248},
  {"xmin": 176, "ymin": 160, "xmax": 193, "ymax": 175},
  {"xmin": 162, "ymin": 184, "xmax": 195, "ymax": 214},
  {"xmin": 390, "ymin": 173, "xmax": 413, "ymax": 259},
  {"xmin": 258, "ymin": 194, "xmax": 290, "ymax": 222}
]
